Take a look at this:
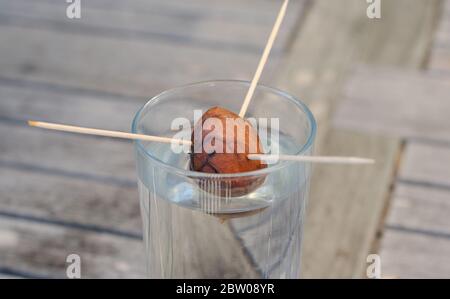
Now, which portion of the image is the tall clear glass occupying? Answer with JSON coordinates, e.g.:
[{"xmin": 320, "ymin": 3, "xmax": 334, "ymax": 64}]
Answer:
[{"xmin": 132, "ymin": 81, "xmax": 316, "ymax": 278}]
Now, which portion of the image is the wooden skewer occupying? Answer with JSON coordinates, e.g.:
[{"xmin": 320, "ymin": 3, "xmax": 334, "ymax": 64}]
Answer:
[
  {"xmin": 28, "ymin": 120, "xmax": 191, "ymax": 145},
  {"xmin": 239, "ymin": 0, "xmax": 289, "ymax": 118},
  {"xmin": 248, "ymin": 154, "xmax": 375, "ymax": 165},
  {"xmin": 28, "ymin": 120, "xmax": 374, "ymax": 165}
]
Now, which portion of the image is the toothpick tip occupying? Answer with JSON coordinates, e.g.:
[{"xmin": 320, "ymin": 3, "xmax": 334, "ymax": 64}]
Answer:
[{"xmin": 28, "ymin": 120, "xmax": 37, "ymax": 127}]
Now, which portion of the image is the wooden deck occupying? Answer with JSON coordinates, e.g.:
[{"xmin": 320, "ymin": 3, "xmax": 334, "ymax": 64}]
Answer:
[
  {"xmin": 0, "ymin": 0, "xmax": 449, "ymax": 278},
  {"xmin": 279, "ymin": 0, "xmax": 445, "ymax": 278},
  {"xmin": 332, "ymin": 0, "xmax": 450, "ymax": 278}
]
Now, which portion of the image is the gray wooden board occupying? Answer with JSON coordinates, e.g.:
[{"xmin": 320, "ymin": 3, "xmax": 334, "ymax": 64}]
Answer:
[
  {"xmin": 0, "ymin": 86, "xmax": 145, "ymax": 275},
  {"xmin": 0, "ymin": 82, "xmax": 139, "ymax": 181},
  {"xmin": 333, "ymin": 67, "xmax": 450, "ymax": 142},
  {"xmin": 0, "ymin": 83, "xmax": 143, "ymax": 130},
  {"xmin": 60, "ymin": 0, "xmax": 300, "ymax": 20},
  {"xmin": 435, "ymin": 18, "xmax": 450, "ymax": 46},
  {"xmin": 399, "ymin": 141, "xmax": 450, "ymax": 188},
  {"xmin": 430, "ymin": 47, "xmax": 450, "ymax": 71},
  {"xmin": 0, "ymin": 88, "xmax": 140, "ymax": 232},
  {"xmin": 379, "ymin": 229, "xmax": 450, "ymax": 279},
  {"xmin": 327, "ymin": 2, "xmax": 450, "ymax": 278},
  {"xmin": 0, "ymin": 0, "xmax": 305, "ymax": 53},
  {"xmin": 0, "ymin": 275, "xmax": 21, "ymax": 279},
  {"xmin": 1, "ymin": 0, "xmax": 301, "ymax": 22},
  {"xmin": 0, "ymin": 1, "xmax": 306, "ymax": 99},
  {"xmin": 0, "ymin": 217, "xmax": 145, "ymax": 278},
  {"xmin": 0, "ymin": 124, "xmax": 136, "ymax": 181},
  {"xmin": 387, "ymin": 184, "xmax": 450, "ymax": 236},
  {"xmin": 0, "ymin": 26, "xmax": 263, "ymax": 98},
  {"xmin": 379, "ymin": 141, "xmax": 450, "ymax": 278},
  {"xmin": 274, "ymin": 0, "xmax": 440, "ymax": 278},
  {"xmin": 430, "ymin": 0, "xmax": 450, "ymax": 71},
  {"xmin": 0, "ymin": 166, "xmax": 140, "ymax": 233},
  {"xmin": 445, "ymin": 0, "xmax": 450, "ymax": 13},
  {"xmin": 442, "ymin": 0, "xmax": 450, "ymax": 21}
]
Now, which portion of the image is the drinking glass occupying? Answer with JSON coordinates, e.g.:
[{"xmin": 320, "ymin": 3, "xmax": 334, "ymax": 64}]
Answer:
[{"xmin": 132, "ymin": 81, "xmax": 316, "ymax": 278}]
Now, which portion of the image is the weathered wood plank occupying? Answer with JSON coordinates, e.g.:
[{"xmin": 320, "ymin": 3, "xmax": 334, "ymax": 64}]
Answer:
[
  {"xmin": 0, "ymin": 82, "xmax": 139, "ymax": 168},
  {"xmin": 429, "ymin": 0, "xmax": 450, "ymax": 71},
  {"xmin": 435, "ymin": 15, "xmax": 450, "ymax": 44},
  {"xmin": 0, "ymin": 0, "xmax": 305, "ymax": 52},
  {"xmin": 429, "ymin": 47, "xmax": 450, "ymax": 71},
  {"xmin": 0, "ymin": 124, "xmax": 136, "ymax": 180},
  {"xmin": 276, "ymin": 0, "xmax": 439, "ymax": 278},
  {"xmin": 0, "ymin": 26, "xmax": 278, "ymax": 99},
  {"xmin": 0, "ymin": 218, "xmax": 145, "ymax": 278},
  {"xmin": 399, "ymin": 141, "xmax": 450, "ymax": 188},
  {"xmin": 0, "ymin": 81, "xmax": 142, "ymax": 132},
  {"xmin": 68, "ymin": 0, "xmax": 299, "ymax": 20},
  {"xmin": 0, "ymin": 0, "xmax": 307, "ymax": 98},
  {"xmin": 278, "ymin": 0, "xmax": 440, "ymax": 134},
  {"xmin": 440, "ymin": 0, "xmax": 450, "ymax": 25},
  {"xmin": 445, "ymin": 0, "xmax": 450, "ymax": 13},
  {"xmin": 0, "ymin": 86, "xmax": 144, "ymax": 233},
  {"xmin": 380, "ymin": 229, "xmax": 450, "ymax": 278},
  {"xmin": 353, "ymin": 2, "xmax": 450, "ymax": 278},
  {"xmin": 387, "ymin": 184, "xmax": 450, "ymax": 235},
  {"xmin": 0, "ymin": 274, "xmax": 21, "ymax": 279},
  {"xmin": 333, "ymin": 67, "xmax": 450, "ymax": 142},
  {"xmin": 0, "ymin": 83, "xmax": 141, "ymax": 276},
  {"xmin": 381, "ymin": 141, "xmax": 450, "ymax": 276},
  {"xmin": 381, "ymin": 166, "xmax": 450, "ymax": 279},
  {"xmin": 0, "ymin": 166, "xmax": 140, "ymax": 232}
]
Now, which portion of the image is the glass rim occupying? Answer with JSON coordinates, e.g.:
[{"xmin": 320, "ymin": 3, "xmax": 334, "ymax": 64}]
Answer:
[{"xmin": 132, "ymin": 80, "xmax": 317, "ymax": 178}]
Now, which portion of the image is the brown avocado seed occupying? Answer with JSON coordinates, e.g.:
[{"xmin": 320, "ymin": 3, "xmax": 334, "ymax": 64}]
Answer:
[{"xmin": 190, "ymin": 106, "xmax": 267, "ymax": 197}]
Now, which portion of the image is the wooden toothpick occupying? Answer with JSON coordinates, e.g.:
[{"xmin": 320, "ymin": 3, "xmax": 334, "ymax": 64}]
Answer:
[
  {"xmin": 28, "ymin": 121, "xmax": 191, "ymax": 145},
  {"xmin": 239, "ymin": 0, "xmax": 289, "ymax": 118},
  {"xmin": 28, "ymin": 120, "xmax": 374, "ymax": 165},
  {"xmin": 247, "ymin": 154, "xmax": 375, "ymax": 165}
]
